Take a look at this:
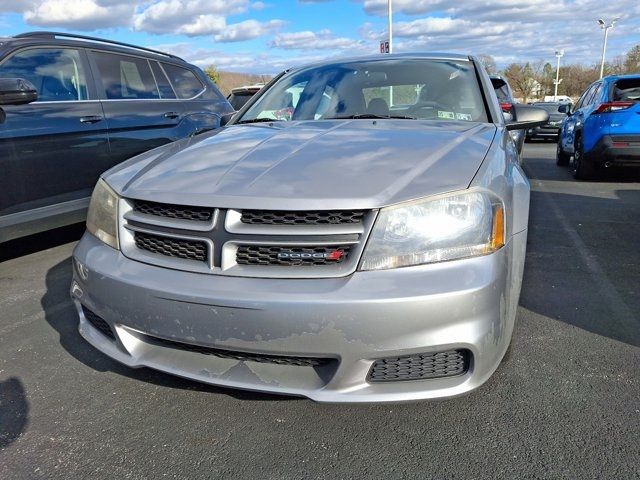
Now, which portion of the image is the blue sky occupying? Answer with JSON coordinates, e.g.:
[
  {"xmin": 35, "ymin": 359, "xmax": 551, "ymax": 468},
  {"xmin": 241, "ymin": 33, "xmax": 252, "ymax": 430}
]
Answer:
[{"xmin": 1, "ymin": 1, "xmax": 639, "ymax": 73}]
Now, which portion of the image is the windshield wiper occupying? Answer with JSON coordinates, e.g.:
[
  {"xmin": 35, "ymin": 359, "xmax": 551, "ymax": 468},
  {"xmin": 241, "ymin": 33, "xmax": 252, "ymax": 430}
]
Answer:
[
  {"xmin": 326, "ymin": 114, "xmax": 416, "ymax": 120},
  {"xmin": 236, "ymin": 118, "xmax": 283, "ymax": 124}
]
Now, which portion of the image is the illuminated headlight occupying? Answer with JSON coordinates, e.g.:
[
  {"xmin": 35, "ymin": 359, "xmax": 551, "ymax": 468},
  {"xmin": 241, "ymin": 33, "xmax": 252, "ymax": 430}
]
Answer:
[
  {"xmin": 86, "ymin": 178, "xmax": 119, "ymax": 249},
  {"xmin": 360, "ymin": 191, "xmax": 505, "ymax": 271}
]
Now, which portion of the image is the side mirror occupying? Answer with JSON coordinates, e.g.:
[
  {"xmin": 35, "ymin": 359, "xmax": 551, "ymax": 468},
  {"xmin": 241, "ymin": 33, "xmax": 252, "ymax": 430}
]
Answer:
[
  {"xmin": 220, "ymin": 112, "xmax": 235, "ymax": 126},
  {"xmin": 0, "ymin": 78, "xmax": 38, "ymax": 106},
  {"xmin": 505, "ymin": 105, "xmax": 549, "ymax": 131},
  {"xmin": 558, "ymin": 104, "xmax": 569, "ymax": 114}
]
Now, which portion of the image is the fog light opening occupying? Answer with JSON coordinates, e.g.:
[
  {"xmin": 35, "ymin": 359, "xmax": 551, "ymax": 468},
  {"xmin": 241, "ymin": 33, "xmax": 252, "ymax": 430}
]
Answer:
[{"xmin": 71, "ymin": 281, "xmax": 84, "ymax": 299}]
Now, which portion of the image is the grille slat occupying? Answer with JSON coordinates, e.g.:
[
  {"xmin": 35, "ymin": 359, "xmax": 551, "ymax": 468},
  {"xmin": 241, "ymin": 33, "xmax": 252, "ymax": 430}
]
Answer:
[
  {"xmin": 134, "ymin": 200, "xmax": 213, "ymax": 222},
  {"xmin": 236, "ymin": 245, "xmax": 351, "ymax": 266},
  {"xmin": 368, "ymin": 349, "xmax": 470, "ymax": 382},
  {"xmin": 82, "ymin": 306, "xmax": 115, "ymax": 340},
  {"xmin": 134, "ymin": 231, "xmax": 208, "ymax": 263},
  {"xmin": 141, "ymin": 334, "xmax": 334, "ymax": 367},
  {"xmin": 241, "ymin": 210, "xmax": 365, "ymax": 226}
]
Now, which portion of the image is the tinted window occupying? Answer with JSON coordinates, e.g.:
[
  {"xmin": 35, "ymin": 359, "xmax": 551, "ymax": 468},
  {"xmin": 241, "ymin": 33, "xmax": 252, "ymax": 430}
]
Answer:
[
  {"xmin": 575, "ymin": 85, "xmax": 595, "ymax": 110},
  {"xmin": 587, "ymin": 84, "xmax": 603, "ymax": 106},
  {"xmin": 0, "ymin": 48, "xmax": 88, "ymax": 102},
  {"xmin": 228, "ymin": 92, "xmax": 253, "ymax": 110},
  {"xmin": 240, "ymin": 59, "xmax": 487, "ymax": 123},
  {"xmin": 612, "ymin": 79, "xmax": 640, "ymax": 102},
  {"xmin": 93, "ymin": 52, "xmax": 159, "ymax": 100},
  {"xmin": 150, "ymin": 61, "xmax": 176, "ymax": 99},
  {"xmin": 162, "ymin": 64, "xmax": 204, "ymax": 99}
]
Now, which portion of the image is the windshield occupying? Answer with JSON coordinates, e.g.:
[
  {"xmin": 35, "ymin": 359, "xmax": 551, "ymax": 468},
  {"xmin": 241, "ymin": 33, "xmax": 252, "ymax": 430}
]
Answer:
[{"xmin": 238, "ymin": 59, "xmax": 488, "ymax": 123}]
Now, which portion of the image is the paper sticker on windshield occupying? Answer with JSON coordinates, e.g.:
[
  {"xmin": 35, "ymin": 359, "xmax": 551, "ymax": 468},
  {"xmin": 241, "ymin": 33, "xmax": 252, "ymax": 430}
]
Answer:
[
  {"xmin": 456, "ymin": 113, "xmax": 473, "ymax": 121},
  {"xmin": 438, "ymin": 111, "xmax": 455, "ymax": 119}
]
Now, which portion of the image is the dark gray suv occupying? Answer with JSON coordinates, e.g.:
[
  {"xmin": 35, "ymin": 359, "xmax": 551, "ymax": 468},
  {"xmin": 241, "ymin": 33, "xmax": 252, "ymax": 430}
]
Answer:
[{"xmin": 0, "ymin": 32, "xmax": 233, "ymax": 243}]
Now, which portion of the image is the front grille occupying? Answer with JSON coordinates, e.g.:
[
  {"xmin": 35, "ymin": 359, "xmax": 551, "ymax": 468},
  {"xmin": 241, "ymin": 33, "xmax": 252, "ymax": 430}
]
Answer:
[
  {"xmin": 134, "ymin": 231, "xmax": 207, "ymax": 263},
  {"xmin": 368, "ymin": 349, "xmax": 470, "ymax": 382},
  {"xmin": 82, "ymin": 306, "xmax": 115, "ymax": 340},
  {"xmin": 241, "ymin": 209, "xmax": 365, "ymax": 225},
  {"xmin": 134, "ymin": 199, "xmax": 213, "ymax": 222},
  {"xmin": 236, "ymin": 245, "xmax": 351, "ymax": 266},
  {"xmin": 141, "ymin": 334, "xmax": 334, "ymax": 367}
]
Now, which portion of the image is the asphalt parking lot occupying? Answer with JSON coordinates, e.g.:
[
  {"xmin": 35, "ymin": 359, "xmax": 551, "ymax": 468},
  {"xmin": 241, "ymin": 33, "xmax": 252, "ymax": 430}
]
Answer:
[{"xmin": 1, "ymin": 142, "xmax": 639, "ymax": 479}]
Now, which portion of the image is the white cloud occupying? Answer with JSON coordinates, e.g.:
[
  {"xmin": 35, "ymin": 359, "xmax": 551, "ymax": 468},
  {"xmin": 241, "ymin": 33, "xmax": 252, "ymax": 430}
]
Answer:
[
  {"xmin": 133, "ymin": 0, "xmax": 248, "ymax": 34},
  {"xmin": 214, "ymin": 19, "xmax": 286, "ymax": 42},
  {"xmin": 270, "ymin": 29, "xmax": 362, "ymax": 50},
  {"xmin": 22, "ymin": 0, "xmax": 134, "ymax": 30}
]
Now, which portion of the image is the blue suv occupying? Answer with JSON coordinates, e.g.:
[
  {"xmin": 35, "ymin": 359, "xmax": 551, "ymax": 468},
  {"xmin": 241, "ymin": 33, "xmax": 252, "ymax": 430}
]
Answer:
[{"xmin": 557, "ymin": 74, "xmax": 640, "ymax": 179}]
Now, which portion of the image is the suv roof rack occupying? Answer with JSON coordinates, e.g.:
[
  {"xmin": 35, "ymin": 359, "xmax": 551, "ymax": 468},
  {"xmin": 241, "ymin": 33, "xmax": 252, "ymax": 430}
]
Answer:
[{"xmin": 13, "ymin": 31, "xmax": 184, "ymax": 61}]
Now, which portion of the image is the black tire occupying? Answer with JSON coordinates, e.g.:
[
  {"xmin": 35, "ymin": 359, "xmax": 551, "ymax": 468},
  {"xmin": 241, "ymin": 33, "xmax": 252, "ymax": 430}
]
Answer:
[
  {"xmin": 556, "ymin": 141, "xmax": 570, "ymax": 166},
  {"xmin": 572, "ymin": 134, "xmax": 596, "ymax": 180}
]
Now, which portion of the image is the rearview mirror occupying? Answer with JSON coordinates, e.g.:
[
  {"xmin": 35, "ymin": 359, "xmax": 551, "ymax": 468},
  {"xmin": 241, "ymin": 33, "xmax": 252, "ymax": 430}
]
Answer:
[
  {"xmin": 505, "ymin": 105, "xmax": 549, "ymax": 131},
  {"xmin": 0, "ymin": 78, "xmax": 38, "ymax": 106},
  {"xmin": 558, "ymin": 104, "xmax": 570, "ymax": 114}
]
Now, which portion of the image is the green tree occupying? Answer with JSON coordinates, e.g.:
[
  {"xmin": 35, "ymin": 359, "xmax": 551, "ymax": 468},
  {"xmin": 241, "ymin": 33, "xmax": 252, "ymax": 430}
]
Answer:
[{"xmin": 203, "ymin": 65, "xmax": 220, "ymax": 84}]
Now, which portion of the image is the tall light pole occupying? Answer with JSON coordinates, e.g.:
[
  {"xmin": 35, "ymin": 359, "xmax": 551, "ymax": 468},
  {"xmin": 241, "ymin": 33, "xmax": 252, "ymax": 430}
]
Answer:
[
  {"xmin": 598, "ymin": 17, "xmax": 620, "ymax": 79},
  {"xmin": 387, "ymin": 0, "xmax": 393, "ymax": 54},
  {"xmin": 554, "ymin": 49, "xmax": 564, "ymax": 100},
  {"xmin": 388, "ymin": 0, "xmax": 393, "ymax": 106}
]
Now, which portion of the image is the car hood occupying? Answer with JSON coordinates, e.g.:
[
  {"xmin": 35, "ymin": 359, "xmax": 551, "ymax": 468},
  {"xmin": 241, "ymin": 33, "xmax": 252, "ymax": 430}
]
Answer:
[
  {"xmin": 106, "ymin": 120, "xmax": 496, "ymax": 210},
  {"xmin": 548, "ymin": 113, "xmax": 566, "ymax": 123}
]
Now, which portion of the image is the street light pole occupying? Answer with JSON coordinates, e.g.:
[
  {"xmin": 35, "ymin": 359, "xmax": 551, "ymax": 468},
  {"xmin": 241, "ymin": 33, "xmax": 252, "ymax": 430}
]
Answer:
[
  {"xmin": 388, "ymin": 0, "xmax": 393, "ymax": 106},
  {"xmin": 554, "ymin": 49, "xmax": 564, "ymax": 100},
  {"xmin": 387, "ymin": 0, "xmax": 393, "ymax": 54},
  {"xmin": 598, "ymin": 17, "xmax": 620, "ymax": 79}
]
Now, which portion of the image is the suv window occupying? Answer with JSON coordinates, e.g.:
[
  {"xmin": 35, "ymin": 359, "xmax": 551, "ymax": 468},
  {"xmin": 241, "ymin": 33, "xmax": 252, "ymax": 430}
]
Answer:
[
  {"xmin": 0, "ymin": 48, "xmax": 88, "ymax": 102},
  {"xmin": 93, "ymin": 51, "xmax": 159, "ymax": 100},
  {"xmin": 149, "ymin": 61, "xmax": 176, "ymax": 99},
  {"xmin": 575, "ymin": 85, "xmax": 595, "ymax": 110},
  {"xmin": 586, "ymin": 83, "xmax": 602, "ymax": 106},
  {"xmin": 162, "ymin": 63, "xmax": 204, "ymax": 99},
  {"xmin": 612, "ymin": 78, "xmax": 640, "ymax": 102}
]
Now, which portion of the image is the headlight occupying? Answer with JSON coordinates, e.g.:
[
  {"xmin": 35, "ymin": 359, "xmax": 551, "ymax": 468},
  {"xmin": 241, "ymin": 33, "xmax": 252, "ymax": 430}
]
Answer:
[
  {"xmin": 86, "ymin": 178, "xmax": 119, "ymax": 249},
  {"xmin": 360, "ymin": 191, "xmax": 505, "ymax": 271}
]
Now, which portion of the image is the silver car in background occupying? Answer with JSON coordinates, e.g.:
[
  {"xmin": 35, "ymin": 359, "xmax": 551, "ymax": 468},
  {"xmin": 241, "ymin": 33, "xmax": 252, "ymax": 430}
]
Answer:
[{"xmin": 71, "ymin": 54, "xmax": 548, "ymax": 402}]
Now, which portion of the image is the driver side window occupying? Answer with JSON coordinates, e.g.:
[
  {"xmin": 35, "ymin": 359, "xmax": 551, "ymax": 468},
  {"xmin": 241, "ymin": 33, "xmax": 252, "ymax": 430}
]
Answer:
[{"xmin": 0, "ymin": 48, "xmax": 89, "ymax": 102}]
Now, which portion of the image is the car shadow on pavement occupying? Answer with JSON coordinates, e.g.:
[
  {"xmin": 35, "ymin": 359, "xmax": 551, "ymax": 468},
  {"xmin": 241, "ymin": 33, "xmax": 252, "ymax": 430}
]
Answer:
[
  {"xmin": 41, "ymin": 257, "xmax": 297, "ymax": 402},
  {"xmin": 0, "ymin": 377, "xmax": 29, "ymax": 449},
  {"xmin": 520, "ymin": 186, "xmax": 640, "ymax": 347}
]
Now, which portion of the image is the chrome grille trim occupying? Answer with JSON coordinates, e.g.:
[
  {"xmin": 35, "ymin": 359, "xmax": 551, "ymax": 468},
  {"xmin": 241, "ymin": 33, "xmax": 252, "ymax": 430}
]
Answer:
[
  {"xmin": 119, "ymin": 198, "xmax": 377, "ymax": 279},
  {"xmin": 225, "ymin": 209, "xmax": 364, "ymax": 236}
]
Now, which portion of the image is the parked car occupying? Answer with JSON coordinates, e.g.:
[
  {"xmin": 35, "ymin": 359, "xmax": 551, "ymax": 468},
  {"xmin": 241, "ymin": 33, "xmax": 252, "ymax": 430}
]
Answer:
[
  {"xmin": 227, "ymin": 84, "xmax": 263, "ymax": 110},
  {"xmin": 526, "ymin": 102, "xmax": 570, "ymax": 141},
  {"xmin": 490, "ymin": 75, "xmax": 525, "ymax": 157},
  {"xmin": 557, "ymin": 74, "xmax": 640, "ymax": 179},
  {"xmin": 0, "ymin": 31, "xmax": 233, "ymax": 243},
  {"xmin": 71, "ymin": 53, "xmax": 547, "ymax": 402}
]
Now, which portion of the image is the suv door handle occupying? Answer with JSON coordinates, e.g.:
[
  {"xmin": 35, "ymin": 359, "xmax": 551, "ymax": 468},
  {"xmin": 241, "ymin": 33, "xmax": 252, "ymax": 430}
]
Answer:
[
  {"xmin": 80, "ymin": 115, "xmax": 103, "ymax": 124},
  {"xmin": 164, "ymin": 112, "xmax": 180, "ymax": 119}
]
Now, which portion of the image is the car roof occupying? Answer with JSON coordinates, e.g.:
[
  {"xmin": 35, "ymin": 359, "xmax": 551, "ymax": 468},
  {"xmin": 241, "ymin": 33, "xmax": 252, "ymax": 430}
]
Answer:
[
  {"xmin": 602, "ymin": 74, "xmax": 640, "ymax": 82},
  {"xmin": 287, "ymin": 52, "xmax": 473, "ymax": 72},
  {"xmin": 3, "ymin": 31, "xmax": 187, "ymax": 65}
]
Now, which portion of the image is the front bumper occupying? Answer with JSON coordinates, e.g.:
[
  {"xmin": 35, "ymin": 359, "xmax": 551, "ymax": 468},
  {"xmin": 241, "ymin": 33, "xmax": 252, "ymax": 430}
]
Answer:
[
  {"xmin": 71, "ymin": 231, "xmax": 527, "ymax": 403},
  {"xmin": 585, "ymin": 135, "xmax": 640, "ymax": 166}
]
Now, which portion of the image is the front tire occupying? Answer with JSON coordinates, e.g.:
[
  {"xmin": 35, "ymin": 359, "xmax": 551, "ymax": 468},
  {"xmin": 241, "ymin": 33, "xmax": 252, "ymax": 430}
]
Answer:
[
  {"xmin": 572, "ymin": 135, "xmax": 596, "ymax": 180},
  {"xmin": 556, "ymin": 141, "xmax": 570, "ymax": 166}
]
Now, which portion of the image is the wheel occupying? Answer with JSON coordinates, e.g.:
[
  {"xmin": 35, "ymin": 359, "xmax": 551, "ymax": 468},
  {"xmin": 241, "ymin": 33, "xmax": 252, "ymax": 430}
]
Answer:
[
  {"xmin": 556, "ymin": 141, "xmax": 570, "ymax": 166},
  {"xmin": 572, "ymin": 135, "xmax": 596, "ymax": 180}
]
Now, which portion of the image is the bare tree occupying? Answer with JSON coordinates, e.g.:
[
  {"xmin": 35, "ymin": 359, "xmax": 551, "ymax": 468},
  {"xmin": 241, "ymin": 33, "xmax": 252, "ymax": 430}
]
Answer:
[{"xmin": 477, "ymin": 54, "xmax": 497, "ymax": 75}]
